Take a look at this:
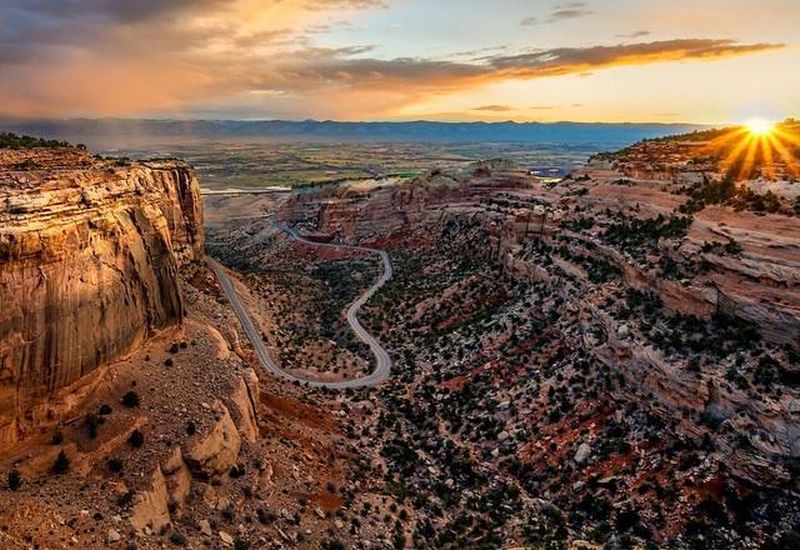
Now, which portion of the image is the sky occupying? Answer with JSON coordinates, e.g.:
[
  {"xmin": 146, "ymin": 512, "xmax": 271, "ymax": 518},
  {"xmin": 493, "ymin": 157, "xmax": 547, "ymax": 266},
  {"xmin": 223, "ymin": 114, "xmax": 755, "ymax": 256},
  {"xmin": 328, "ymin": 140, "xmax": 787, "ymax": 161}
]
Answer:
[{"xmin": 0, "ymin": 0, "xmax": 797, "ymax": 123}]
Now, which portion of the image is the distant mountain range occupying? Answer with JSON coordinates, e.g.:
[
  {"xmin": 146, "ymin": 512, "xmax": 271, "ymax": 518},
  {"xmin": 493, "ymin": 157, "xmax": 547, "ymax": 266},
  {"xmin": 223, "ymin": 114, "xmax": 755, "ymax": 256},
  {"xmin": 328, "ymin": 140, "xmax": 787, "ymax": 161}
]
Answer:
[{"xmin": 0, "ymin": 118, "xmax": 712, "ymax": 149}]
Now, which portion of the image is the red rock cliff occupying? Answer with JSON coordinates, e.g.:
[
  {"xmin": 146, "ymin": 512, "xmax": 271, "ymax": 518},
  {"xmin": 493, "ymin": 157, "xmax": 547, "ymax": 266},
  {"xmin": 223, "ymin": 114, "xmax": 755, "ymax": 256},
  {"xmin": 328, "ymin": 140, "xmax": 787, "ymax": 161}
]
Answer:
[{"xmin": 0, "ymin": 147, "xmax": 204, "ymax": 444}]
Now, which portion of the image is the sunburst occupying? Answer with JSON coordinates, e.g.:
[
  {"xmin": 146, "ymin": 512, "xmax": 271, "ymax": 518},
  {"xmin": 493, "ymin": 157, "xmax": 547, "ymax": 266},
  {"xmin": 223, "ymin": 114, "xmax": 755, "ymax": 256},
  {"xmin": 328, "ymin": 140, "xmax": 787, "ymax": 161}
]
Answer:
[
  {"xmin": 745, "ymin": 118, "xmax": 775, "ymax": 136},
  {"xmin": 704, "ymin": 119, "xmax": 800, "ymax": 181}
]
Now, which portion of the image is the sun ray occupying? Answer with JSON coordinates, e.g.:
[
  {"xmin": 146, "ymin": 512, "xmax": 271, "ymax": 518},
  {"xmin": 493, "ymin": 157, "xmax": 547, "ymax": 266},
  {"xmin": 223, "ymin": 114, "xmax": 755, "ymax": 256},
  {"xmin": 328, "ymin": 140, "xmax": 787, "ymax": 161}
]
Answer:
[
  {"xmin": 738, "ymin": 134, "xmax": 760, "ymax": 180},
  {"xmin": 768, "ymin": 133, "xmax": 800, "ymax": 179},
  {"xmin": 720, "ymin": 133, "xmax": 754, "ymax": 177},
  {"xmin": 703, "ymin": 121, "xmax": 800, "ymax": 182},
  {"xmin": 760, "ymin": 135, "xmax": 776, "ymax": 180},
  {"xmin": 700, "ymin": 127, "xmax": 747, "ymax": 156},
  {"xmin": 773, "ymin": 127, "xmax": 800, "ymax": 148}
]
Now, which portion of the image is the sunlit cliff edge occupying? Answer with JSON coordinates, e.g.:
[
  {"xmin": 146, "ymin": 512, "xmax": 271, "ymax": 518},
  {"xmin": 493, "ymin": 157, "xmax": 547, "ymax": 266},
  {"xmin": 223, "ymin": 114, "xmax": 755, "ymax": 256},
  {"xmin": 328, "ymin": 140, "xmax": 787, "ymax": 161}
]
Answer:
[{"xmin": 0, "ymin": 144, "xmax": 204, "ymax": 445}]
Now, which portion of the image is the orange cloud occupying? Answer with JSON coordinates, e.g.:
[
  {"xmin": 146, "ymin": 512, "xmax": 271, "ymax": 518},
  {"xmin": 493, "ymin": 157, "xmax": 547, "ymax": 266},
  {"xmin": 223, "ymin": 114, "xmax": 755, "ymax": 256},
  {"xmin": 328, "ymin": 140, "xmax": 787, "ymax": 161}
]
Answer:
[{"xmin": 0, "ymin": 0, "xmax": 787, "ymax": 120}]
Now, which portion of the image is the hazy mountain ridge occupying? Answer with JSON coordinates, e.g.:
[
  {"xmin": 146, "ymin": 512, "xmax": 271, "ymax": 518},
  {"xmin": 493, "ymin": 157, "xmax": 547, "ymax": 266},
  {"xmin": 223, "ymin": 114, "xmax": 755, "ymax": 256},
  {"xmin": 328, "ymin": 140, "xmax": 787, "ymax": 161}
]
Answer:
[{"xmin": 0, "ymin": 119, "xmax": 709, "ymax": 147}]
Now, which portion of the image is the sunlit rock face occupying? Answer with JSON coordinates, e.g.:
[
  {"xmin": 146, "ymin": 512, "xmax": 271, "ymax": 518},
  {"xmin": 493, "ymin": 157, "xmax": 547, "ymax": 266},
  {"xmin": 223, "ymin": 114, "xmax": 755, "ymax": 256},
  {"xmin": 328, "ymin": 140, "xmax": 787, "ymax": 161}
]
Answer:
[{"xmin": 0, "ymin": 147, "xmax": 204, "ymax": 444}]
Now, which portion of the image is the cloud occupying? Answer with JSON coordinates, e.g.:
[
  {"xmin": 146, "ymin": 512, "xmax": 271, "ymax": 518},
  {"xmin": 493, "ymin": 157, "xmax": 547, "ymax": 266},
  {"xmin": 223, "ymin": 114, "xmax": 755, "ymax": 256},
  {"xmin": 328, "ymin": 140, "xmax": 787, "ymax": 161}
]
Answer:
[
  {"xmin": 486, "ymin": 39, "xmax": 784, "ymax": 78},
  {"xmin": 522, "ymin": 2, "xmax": 593, "ymax": 26},
  {"xmin": 278, "ymin": 39, "xmax": 783, "ymax": 89},
  {"xmin": 549, "ymin": 8, "xmax": 593, "ymax": 22},
  {"xmin": 473, "ymin": 105, "xmax": 513, "ymax": 112},
  {"xmin": 306, "ymin": 0, "xmax": 388, "ymax": 8},
  {"xmin": 531, "ymin": 104, "xmax": 584, "ymax": 110},
  {"xmin": 617, "ymin": 30, "xmax": 652, "ymax": 39},
  {"xmin": 6, "ymin": 0, "xmax": 230, "ymax": 23},
  {"xmin": 0, "ymin": 0, "xmax": 787, "ymax": 120}
]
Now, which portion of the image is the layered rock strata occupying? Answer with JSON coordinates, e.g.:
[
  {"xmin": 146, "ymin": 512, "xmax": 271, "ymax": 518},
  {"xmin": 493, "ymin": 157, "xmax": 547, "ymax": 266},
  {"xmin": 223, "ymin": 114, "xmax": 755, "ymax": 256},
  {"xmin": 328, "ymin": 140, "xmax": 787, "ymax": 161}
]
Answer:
[{"xmin": 0, "ymin": 147, "xmax": 204, "ymax": 444}]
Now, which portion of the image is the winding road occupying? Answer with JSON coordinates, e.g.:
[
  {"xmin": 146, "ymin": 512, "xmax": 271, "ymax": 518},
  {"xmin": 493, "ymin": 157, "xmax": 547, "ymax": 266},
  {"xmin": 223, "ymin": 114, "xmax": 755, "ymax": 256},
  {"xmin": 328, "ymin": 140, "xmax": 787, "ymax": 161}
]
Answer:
[{"xmin": 206, "ymin": 224, "xmax": 393, "ymax": 389}]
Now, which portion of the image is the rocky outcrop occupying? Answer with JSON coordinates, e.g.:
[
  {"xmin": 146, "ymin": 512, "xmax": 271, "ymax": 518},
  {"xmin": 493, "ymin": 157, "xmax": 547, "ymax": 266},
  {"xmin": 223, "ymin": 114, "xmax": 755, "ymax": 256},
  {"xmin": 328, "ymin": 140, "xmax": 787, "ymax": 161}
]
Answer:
[
  {"xmin": 0, "ymin": 147, "xmax": 204, "ymax": 445},
  {"xmin": 280, "ymin": 170, "xmax": 528, "ymax": 241},
  {"xmin": 161, "ymin": 447, "xmax": 193, "ymax": 518},
  {"xmin": 131, "ymin": 467, "xmax": 171, "ymax": 535},
  {"xmin": 183, "ymin": 401, "xmax": 241, "ymax": 478},
  {"xmin": 232, "ymin": 369, "xmax": 260, "ymax": 443}
]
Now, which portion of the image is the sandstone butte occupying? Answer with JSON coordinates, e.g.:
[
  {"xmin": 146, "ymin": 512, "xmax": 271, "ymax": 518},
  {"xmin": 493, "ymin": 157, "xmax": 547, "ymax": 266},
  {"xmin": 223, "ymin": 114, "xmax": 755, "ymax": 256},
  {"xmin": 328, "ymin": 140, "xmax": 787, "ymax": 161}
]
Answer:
[{"xmin": 0, "ymin": 146, "xmax": 204, "ymax": 446}]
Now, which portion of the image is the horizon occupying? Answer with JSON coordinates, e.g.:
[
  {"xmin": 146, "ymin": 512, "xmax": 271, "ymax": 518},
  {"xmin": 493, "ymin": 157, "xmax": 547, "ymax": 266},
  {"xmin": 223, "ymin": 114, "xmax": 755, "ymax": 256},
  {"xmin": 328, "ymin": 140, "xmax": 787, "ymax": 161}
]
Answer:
[
  {"xmin": 0, "ymin": 117, "xmax": 719, "ymax": 151},
  {"xmin": 1, "ymin": 117, "xmax": 725, "ymax": 126},
  {"xmin": 1, "ymin": 1, "xmax": 798, "ymax": 124}
]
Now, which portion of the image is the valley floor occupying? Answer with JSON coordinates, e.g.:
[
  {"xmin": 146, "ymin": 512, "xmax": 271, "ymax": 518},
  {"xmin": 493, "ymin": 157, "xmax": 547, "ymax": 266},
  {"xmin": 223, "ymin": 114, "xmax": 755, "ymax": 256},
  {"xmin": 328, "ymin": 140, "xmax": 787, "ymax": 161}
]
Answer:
[{"xmin": 4, "ymin": 134, "xmax": 800, "ymax": 549}]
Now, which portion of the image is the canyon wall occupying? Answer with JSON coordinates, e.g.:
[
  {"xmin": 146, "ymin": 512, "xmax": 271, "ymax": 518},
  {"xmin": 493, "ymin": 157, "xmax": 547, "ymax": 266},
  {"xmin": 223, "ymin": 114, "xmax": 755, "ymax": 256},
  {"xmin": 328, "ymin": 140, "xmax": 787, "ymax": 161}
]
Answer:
[
  {"xmin": 0, "ymin": 148, "xmax": 204, "ymax": 444},
  {"xmin": 280, "ymin": 169, "xmax": 529, "ymax": 240}
]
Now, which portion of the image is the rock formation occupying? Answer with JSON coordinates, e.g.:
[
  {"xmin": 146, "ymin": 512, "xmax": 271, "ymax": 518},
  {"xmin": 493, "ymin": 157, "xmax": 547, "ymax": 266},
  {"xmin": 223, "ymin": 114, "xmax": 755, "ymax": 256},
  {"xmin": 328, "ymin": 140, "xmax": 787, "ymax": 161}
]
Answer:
[
  {"xmin": 183, "ymin": 401, "xmax": 242, "ymax": 479},
  {"xmin": 0, "ymin": 147, "xmax": 204, "ymax": 445}
]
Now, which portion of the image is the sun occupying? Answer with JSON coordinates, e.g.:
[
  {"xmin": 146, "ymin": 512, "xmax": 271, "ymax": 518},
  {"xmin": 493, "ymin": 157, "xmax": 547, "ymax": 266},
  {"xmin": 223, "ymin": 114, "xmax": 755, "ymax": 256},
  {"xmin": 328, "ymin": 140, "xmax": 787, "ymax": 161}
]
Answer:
[
  {"xmin": 745, "ymin": 118, "xmax": 775, "ymax": 136},
  {"xmin": 705, "ymin": 118, "xmax": 800, "ymax": 181}
]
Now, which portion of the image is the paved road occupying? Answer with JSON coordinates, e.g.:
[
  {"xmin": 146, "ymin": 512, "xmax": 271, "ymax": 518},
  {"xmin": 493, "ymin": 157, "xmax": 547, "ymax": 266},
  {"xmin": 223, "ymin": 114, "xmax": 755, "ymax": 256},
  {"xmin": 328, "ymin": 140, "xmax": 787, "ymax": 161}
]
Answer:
[{"xmin": 206, "ymin": 225, "xmax": 393, "ymax": 389}]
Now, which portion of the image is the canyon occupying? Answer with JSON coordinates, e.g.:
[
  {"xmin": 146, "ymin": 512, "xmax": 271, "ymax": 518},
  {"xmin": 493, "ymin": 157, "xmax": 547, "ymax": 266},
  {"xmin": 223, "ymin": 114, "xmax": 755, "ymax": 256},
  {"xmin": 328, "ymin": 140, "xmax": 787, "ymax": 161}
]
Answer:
[
  {"xmin": 1, "ymin": 125, "xmax": 800, "ymax": 549},
  {"xmin": 205, "ymin": 126, "xmax": 800, "ymax": 547}
]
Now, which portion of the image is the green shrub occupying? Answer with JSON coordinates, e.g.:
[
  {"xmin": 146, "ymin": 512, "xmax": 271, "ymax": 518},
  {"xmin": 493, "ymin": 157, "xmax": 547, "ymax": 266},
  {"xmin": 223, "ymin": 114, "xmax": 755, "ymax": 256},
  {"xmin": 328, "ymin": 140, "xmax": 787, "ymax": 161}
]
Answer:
[{"xmin": 0, "ymin": 132, "xmax": 71, "ymax": 149}]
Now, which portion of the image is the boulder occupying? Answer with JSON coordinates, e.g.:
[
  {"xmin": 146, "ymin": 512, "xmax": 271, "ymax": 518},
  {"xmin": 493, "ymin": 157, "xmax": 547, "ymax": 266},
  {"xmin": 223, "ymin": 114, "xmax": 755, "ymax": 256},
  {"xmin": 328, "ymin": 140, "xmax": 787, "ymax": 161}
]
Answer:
[
  {"xmin": 184, "ymin": 402, "xmax": 241, "ymax": 478},
  {"xmin": 231, "ymin": 370, "xmax": 260, "ymax": 443},
  {"xmin": 162, "ymin": 446, "xmax": 193, "ymax": 515},
  {"xmin": 574, "ymin": 443, "xmax": 592, "ymax": 464},
  {"xmin": 131, "ymin": 467, "xmax": 171, "ymax": 534}
]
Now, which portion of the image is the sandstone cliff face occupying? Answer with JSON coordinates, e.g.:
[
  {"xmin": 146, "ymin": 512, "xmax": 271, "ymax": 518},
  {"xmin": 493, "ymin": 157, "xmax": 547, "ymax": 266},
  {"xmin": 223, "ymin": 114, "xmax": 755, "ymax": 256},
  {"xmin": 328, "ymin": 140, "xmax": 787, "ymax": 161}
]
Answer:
[
  {"xmin": 280, "ymin": 171, "xmax": 528, "ymax": 241},
  {"xmin": 0, "ymin": 148, "xmax": 204, "ymax": 444}
]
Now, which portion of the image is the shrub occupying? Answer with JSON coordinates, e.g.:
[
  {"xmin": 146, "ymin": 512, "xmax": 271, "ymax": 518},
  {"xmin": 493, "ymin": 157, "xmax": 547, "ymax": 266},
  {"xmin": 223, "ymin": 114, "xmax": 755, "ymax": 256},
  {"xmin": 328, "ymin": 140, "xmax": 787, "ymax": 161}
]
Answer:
[
  {"xmin": 108, "ymin": 458, "xmax": 124, "ymax": 473},
  {"xmin": 15, "ymin": 159, "xmax": 39, "ymax": 170},
  {"xmin": 99, "ymin": 404, "xmax": 113, "ymax": 415},
  {"xmin": 775, "ymin": 530, "xmax": 800, "ymax": 550},
  {"xmin": 0, "ymin": 132, "xmax": 71, "ymax": 149},
  {"xmin": 85, "ymin": 413, "xmax": 104, "ymax": 439},
  {"xmin": 169, "ymin": 530, "xmax": 187, "ymax": 546},
  {"xmin": 51, "ymin": 430, "xmax": 64, "ymax": 445},
  {"xmin": 128, "ymin": 429, "xmax": 144, "ymax": 448},
  {"xmin": 8, "ymin": 469, "xmax": 22, "ymax": 491},
  {"xmin": 615, "ymin": 506, "xmax": 641, "ymax": 532},
  {"xmin": 52, "ymin": 450, "xmax": 70, "ymax": 475},
  {"xmin": 257, "ymin": 507, "xmax": 276, "ymax": 524},
  {"xmin": 322, "ymin": 540, "xmax": 346, "ymax": 550},
  {"xmin": 117, "ymin": 490, "xmax": 134, "ymax": 508},
  {"xmin": 121, "ymin": 391, "xmax": 140, "ymax": 408}
]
